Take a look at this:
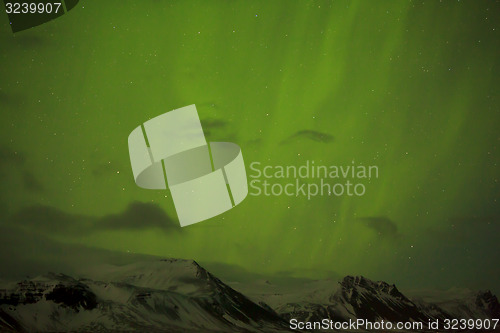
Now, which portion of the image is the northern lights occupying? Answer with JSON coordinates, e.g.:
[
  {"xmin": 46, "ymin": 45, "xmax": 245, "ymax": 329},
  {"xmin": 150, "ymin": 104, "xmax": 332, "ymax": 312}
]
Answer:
[{"xmin": 0, "ymin": 0, "xmax": 499, "ymax": 295}]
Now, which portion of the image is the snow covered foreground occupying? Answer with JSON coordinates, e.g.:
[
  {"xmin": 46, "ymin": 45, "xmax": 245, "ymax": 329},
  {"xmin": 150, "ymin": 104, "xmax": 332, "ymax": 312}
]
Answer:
[{"xmin": 0, "ymin": 259, "xmax": 498, "ymax": 332}]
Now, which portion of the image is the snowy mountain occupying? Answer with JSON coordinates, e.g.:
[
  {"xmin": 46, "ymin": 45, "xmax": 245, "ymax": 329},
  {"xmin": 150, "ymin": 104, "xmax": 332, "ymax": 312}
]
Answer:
[
  {"xmin": 270, "ymin": 275, "xmax": 432, "ymax": 323},
  {"xmin": 238, "ymin": 275, "xmax": 500, "ymax": 332},
  {"xmin": 0, "ymin": 259, "xmax": 291, "ymax": 333},
  {"xmin": 0, "ymin": 260, "xmax": 498, "ymax": 332}
]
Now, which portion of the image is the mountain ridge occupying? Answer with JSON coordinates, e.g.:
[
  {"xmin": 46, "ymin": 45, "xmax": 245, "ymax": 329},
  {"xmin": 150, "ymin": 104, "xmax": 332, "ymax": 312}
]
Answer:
[{"xmin": 0, "ymin": 259, "xmax": 498, "ymax": 332}]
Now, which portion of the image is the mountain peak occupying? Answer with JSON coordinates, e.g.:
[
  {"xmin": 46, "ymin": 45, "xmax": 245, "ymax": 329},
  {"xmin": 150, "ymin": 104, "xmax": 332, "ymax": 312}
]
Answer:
[
  {"xmin": 475, "ymin": 290, "xmax": 500, "ymax": 316},
  {"xmin": 0, "ymin": 259, "xmax": 289, "ymax": 333},
  {"xmin": 340, "ymin": 275, "xmax": 404, "ymax": 298},
  {"xmin": 158, "ymin": 258, "xmax": 207, "ymax": 274}
]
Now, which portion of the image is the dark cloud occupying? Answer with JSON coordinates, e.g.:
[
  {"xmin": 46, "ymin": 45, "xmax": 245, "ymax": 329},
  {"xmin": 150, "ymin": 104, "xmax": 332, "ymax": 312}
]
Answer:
[
  {"xmin": 98, "ymin": 201, "xmax": 178, "ymax": 230},
  {"xmin": 426, "ymin": 216, "xmax": 499, "ymax": 242},
  {"xmin": 201, "ymin": 118, "xmax": 227, "ymax": 130},
  {"xmin": 22, "ymin": 171, "xmax": 44, "ymax": 192},
  {"xmin": 0, "ymin": 146, "xmax": 24, "ymax": 164},
  {"xmin": 0, "ymin": 146, "xmax": 43, "ymax": 192},
  {"xmin": 0, "ymin": 90, "xmax": 22, "ymax": 107},
  {"xmin": 211, "ymin": 132, "xmax": 238, "ymax": 143},
  {"xmin": 0, "ymin": 31, "xmax": 48, "ymax": 48},
  {"xmin": 199, "ymin": 117, "xmax": 240, "ymax": 142},
  {"xmin": 357, "ymin": 216, "xmax": 401, "ymax": 240},
  {"xmin": 10, "ymin": 205, "xmax": 90, "ymax": 233},
  {"xmin": 0, "ymin": 31, "xmax": 50, "ymax": 59},
  {"xmin": 0, "ymin": 225, "xmax": 162, "ymax": 280},
  {"xmin": 280, "ymin": 130, "xmax": 334, "ymax": 144},
  {"xmin": 201, "ymin": 118, "xmax": 228, "ymax": 138},
  {"xmin": 8, "ymin": 201, "xmax": 180, "ymax": 235},
  {"xmin": 11, "ymin": 35, "xmax": 47, "ymax": 48}
]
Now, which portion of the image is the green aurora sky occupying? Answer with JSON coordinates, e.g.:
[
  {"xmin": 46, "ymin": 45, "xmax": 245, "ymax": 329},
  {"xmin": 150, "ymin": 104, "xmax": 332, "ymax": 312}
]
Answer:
[{"xmin": 0, "ymin": 0, "xmax": 499, "ymax": 293}]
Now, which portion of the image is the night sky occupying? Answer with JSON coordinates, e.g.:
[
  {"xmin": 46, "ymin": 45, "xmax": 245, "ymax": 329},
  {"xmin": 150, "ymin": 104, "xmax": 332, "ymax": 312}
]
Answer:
[{"xmin": 0, "ymin": 0, "xmax": 498, "ymax": 294}]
